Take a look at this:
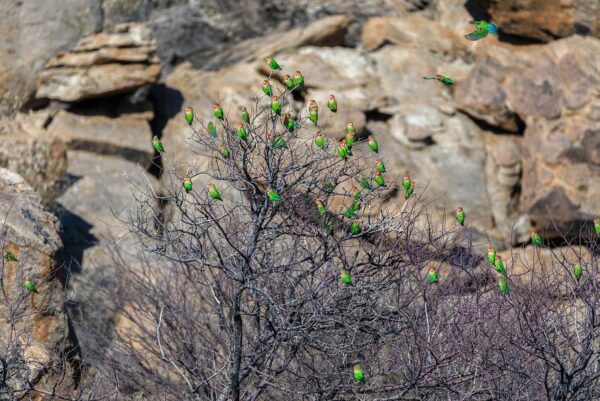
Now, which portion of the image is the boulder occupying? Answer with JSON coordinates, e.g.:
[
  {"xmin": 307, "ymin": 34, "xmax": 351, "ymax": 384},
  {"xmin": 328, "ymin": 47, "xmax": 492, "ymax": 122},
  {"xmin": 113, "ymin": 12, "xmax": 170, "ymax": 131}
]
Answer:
[
  {"xmin": 47, "ymin": 110, "xmax": 154, "ymax": 167},
  {"xmin": 0, "ymin": 111, "xmax": 68, "ymax": 204},
  {"xmin": 36, "ymin": 24, "xmax": 161, "ymax": 102},
  {"xmin": 0, "ymin": 168, "xmax": 80, "ymax": 400}
]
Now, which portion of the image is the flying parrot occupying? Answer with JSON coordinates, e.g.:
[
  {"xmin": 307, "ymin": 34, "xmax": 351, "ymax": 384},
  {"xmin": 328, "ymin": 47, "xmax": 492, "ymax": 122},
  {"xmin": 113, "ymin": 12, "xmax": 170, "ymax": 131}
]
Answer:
[
  {"xmin": 487, "ymin": 246, "xmax": 496, "ymax": 266},
  {"xmin": 359, "ymin": 177, "xmax": 372, "ymax": 190},
  {"xmin": 594, "ymin": 218, "xmax": 600, "ymax": 235},
  {"xmin": 423, "ymin": 74, "xmax": 454, "ymax": 86},
  {"xmin": 4, "ymin": 250, "xmax": 17, "ymax": 262},
  {"xmin": 498, "ymin": 276, "xmax": 511, "ymax": 295},
  {"xmin": 316, "ymin": 199, "xmax": 327, "ymax": 216},
  {"xmin": 350, "ymin": 221, "xmax": 362, "ymax": 235},
  {"xmin": 375, "ymin": 160, "xmax": 386, "ymax": 173},
  {"xmin": 293, "ymin": 71, "xmax": 304, "ymax": 87},
  {"xmin": 207, "ymin": 121, "xmax": 218, "ymax": 138},
  {"xmin": 573, "ymin": 263, "xmax": 583, "ymax": 281},
  {"xmin": 271, "ymin": 96, "xmax": 282, "ymax": 115},
  {"xmin": 241, "ymin": 107, "xmax": 250, "ymax": 124},
  {"xmin": 220, "ymin": 144, "xmax": 230, "ymax": 158},
  {"xmin": 152, "ymin": 136, "xmax": 165, "ymax": 153},
  {"xmin": 213, "ymin": 103, "xmax": 224, "ymax": 120},
  {"xmin": 262, "ymin": 80, "xmax": 273, "ymax": 96},
  {"xmin": 465, "ymin": 20, "xmax": 498, "ymax": 41},
  {"xmin": 272, "ymin": 136, "xmax": 288, "ymax": 149},
  {"xmin": 494, "ymin": 255, "xmax": 507, "ymax": 276},
  {"xmin": 402, "ymin": 175, "xmax": 411, "ymax": 191},
  {"xmin": 309, "ymin": 104, "xmax": 318, "ymax": 126},
  {"xmin": 315, "ymin": 132, "xmax": 326, "ymax": 149},
  {"xmin": 340, "ymin": 271, "xmax": 354, "ymax": 286},
  {"xmin": 456, "ymin": 207, "xmax": 465, "ymax": 226},
  {"xmin": 267, "ymin": 187, "xmax": 282, "ymax": 202},
  {"xmin": 374, "ymin": 170, "xmax": 386, "ymax": 187},
  {"xmin": 368, "ymin": 135, "xmax": 378, "ymax": 153},
  {"xmin": 404, "ymin": 181, "xmax": 415, "ymax": 200},
  {"xmin": 207, "ymin": 183, "xmax": 222, "ymax": 201},
  {"xmin": 236, "ymin": 124, "xmax": 248, "ymax": 140},
  {"xmin": 24, "ymin": 280, "xmax": 38, "ymax": 294},
  {"xmin": 427, "ymin": 266, "xmax": 438, "ymax": 284},
  {"xmin": 338, "ymin": 139, "xmax": 349, "ymax": 159},
  {"xmin": 531, "ymin": 232, "xmax": 542, "ymax": 247},
  {"xmin": 184, "ymin": 106, "xmax": 194, "ymax": 125},
  {"xmin": 353, "ymin": 364, "xmax": 366, "ymax": 384},
  {"xmin": 283, "ymin": 74, "xmax": 295, "ymax": 90},
  {"xmin": 327, "ymin": 95, "xmax": 337, "ymax": 112},
  {"xmin": 282, "ymin": 113, "xmax": 300, "ymax": 131},
  {"xmin": 265, "ymin": 56, "xmax": 282, "ymax": 70},
  {"xmin": 182, "ymin": 176, "xmax": 193, "ymax": 193}
]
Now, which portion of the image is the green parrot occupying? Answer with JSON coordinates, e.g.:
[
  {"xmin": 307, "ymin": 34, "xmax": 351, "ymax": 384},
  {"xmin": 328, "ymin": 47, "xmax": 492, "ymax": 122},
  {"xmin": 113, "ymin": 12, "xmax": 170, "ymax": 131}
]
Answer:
[
  {"xmin": 309, "ymin": 105, "xmax": 318, "ymax": 126},
  {"xmin": 375, "ymin": 160, "xmax": 386, "ymax": 173},
  {"xmin": 236, "ymin": 124, "xmax": 248, "ymax": 141},
  {"xmin": 594, "ymin": 218, "xmax": 600, "ymax": 235},
  {"xmin": 340, "ymin": 271, "xmax": 354, "ymax": 286},
  {"xmin": 271, "ymin": 96, "xmax": 282, "ymax": 115},
  {"xmin": 207, "ymin": 183, "xmax": 222, "ymax": 201},
  {"xmin": 241, "ymin": 107, "xmax": 250, "ymax": 124},
  {"xmin": 184, "ymin": 106, "xmax": 194, "ymax": 125},
  {"xmin": 4, "ymin": 250, "xmax": 17, "ymax": 262},
  {"xmin": 487, "ymin": 246, "xmax": 496, "ymax": 266},
  {"xmin": 374, "ymin": 171, "xmax": 386, "ymax": 187},
  {"xmin": 262, "ymin": 80, "xmax": 273, "ymax": 96},
  {"xmin": 327, "ymin": 95, "xmax": 337, "ymax": 112},
  {"xmin": 267, "ymin": 187, "xmax": 282, "ymax": 202},
  {"xmin": 456, "ymin": 207, "xmax": 465, "ymax": 226},
  {"xmin": 465, "ymin": 20, "xmax": 498, "ymax": 41},
  {"xmin": 283, "ymin": 74, "xmax": 295, "ymax": 90},
  {"xmin": 282, "ymin": 113, "xmax": 300, "ymax": 132},
  {"xmin": 351, "ymin": 187, "xmax": 362, "ymax": 201},
  {"xmin": 494, "ymin": 255, "xmax": 507, "ymax": 276},
  {"xmin": 573, "ymin": 263, "xmax": 583, "ymax": 281},
  {"xmin": 293, "ymin": 71, "xmax": 304, "ymax": 87},
  {"xmin": 272, "ymin": 136, "xmax": 288, "ymax": 149},
  {"xmin": 213, "ymin": 103, "xmax": 224, "ymax": 120},
  {"xmin": 359, "ymin": 177, "xmax": 372, "ymax": 190},
  {"xmin": 338, "ymin": 140, "xmax": 349, "ymax": 159},
  {"xmin": 220, "ymin": 144, "xmax": 230, "ymax": 158},
  {"xmin": 353, "ymin": 364, "xmax": 366, "ymax": 384},
  {"xmin": 345, "ymin": 132, "xmax": 354, "ymax": 156},
  {"xmin": 24, "ymin": 280, "xmax": 37, "ymax": 294},
  {"xmin": 404, "ymin": 181, "xmax": 415, "ymax": 200},
  {"xmin": 308, "ymin": 99, "xmax": 318, "ymax": 113},
  {"xmin": 402, "ymin": 175, "xmax": 411, "ymax": 191},
  {"xmin": 531, "ymin": 232, "xmax": 542, "ymax": 247},
  {"xmin": 326, "ymin": 220, "xmax": 334, "ymax": 236},
  {"xmin": 427, "ymin": 266, "xmax": 438, "ymax": 284},
  {"xmin": 423, "ymin": 74, "xmax": 454, "ymax": 86},
  {"xmin": 152, "ymin": 136, "xmax": 165, "ymax": 153},
  {"xmin": 346, "ymin": 122, "xmax": 356, "ymax": 134},
  {"xmin": 207, "ymin": 121, "xmax": 218, "ymax": 138},
  {"xmin": 315, "ymin": 132, "xmax": 326, "ymax": 149},
  {"xmin": 182, "ymin": 176, "xmax": 193, "ymax": 193},
  {"xmin": 368, "ymin": 135, "xmax": 378, "ymax": 153},
  {"xmin": 498, "ymin": 276, "xmax": 511, "ymax": 296},
  {"xmin": 265, "ymin": 56, "xmax": 282, "ymax": 70},
  {"xmin": 315, "ymin": 199, "xmax": 327, "ymax": 216},
  {"xmin": 350, "ymin": 221, "xmax": 362, "ymax": 235},
  {"xmin": 344, "ymin": 203, "xmax": 360, "ymax": 219}
]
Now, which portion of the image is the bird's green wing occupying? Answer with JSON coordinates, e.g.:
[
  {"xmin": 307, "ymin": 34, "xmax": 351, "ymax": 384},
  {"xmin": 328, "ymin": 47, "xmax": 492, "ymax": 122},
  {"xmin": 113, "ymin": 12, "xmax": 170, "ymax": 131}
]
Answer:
[
  {"xmin": 469, "ymin": 20, "xmax": 483, "ymax": 25},
  {"xmin": 465, "ymin": 30, "xmax": 487, "ymax": 41}
]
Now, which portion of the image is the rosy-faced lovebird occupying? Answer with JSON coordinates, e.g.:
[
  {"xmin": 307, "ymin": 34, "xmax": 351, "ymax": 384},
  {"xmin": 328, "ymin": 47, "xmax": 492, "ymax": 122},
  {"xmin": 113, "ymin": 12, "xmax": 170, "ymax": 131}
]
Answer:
[
  {"xmin": 4, "ymin": 250, "xmax": 17, "ymax": 262},
  {"xmin": 368, "ymin": 135, "xmax": 378, "ymax": 153},
  {"xmin": 25, "ymin": 280, "xmax": 38, "ymax": 293},
  {"xmin": 267, "ymin": 187, "xmax": 282, "ymax": 202},
  {"xmin": 456, "ymin": 207, "xmax": 465, "ymax": 225},
  {"xmin": 152, "ymin": 136, "xmax": 165, "ymax": 153},
  {"xmin": 241, "ymin": 107, "xmax": 250, "ymax": 124},
  {"xmin": 220, "ymin": 144, "xmax": 230, "ymax": 158},
  {"xmin": 404, "ymin": 181, "xmax": 415, "ymax": 199},
  {"xmin": 374, "ymin": 170, "xmax": 386, "ymax": 187},
  {"xmin": 293, "ymin": 71, "xmax": 304, "ymax": 87},
  {"xmin": 207, "ymin": 183, "xmax": 222, "ymax": 201},
  {"xmin": 494, "ymin": 255, "xmax": 506, "ymax": 276},
  {"xmin": 315, "ymin": 132, "xmax": 326, "ymax": 149},
  {"xmin": 423, "ymin": 74, "xmax": 454, "ymax": 86},
  {"xmin": 213, "ymin": 103, "xmax": 224, "ymax": 120},
  {"xmin": 487, "ymin": 246, "xmax": 496, "ymax": 266},
  {"xmin": 207, "ymin": 121, "xmax": 218, "ymax": 138},
  {"xmin": 573, "ymin": 263, "xmax": 583, "ymax": 281},
  {"xmin": 402, "ymin": 175, "xmax": 411, "ymax": 191},
  {"xmin": 498, "ymin": 276, "xmax": 510, "ymax": 295},
  {"xmin": 531, "ymin": 232, "xmax": 542, "ymax": 247},
  {"xmin": 340, "ymin": 271, "xmax": 354, "ymax": 286},
  {"xmin": 375, "ymin": 160, "xmax": 385, "ymax": 173},
  {"xmin": 283, "ymin": 74, "xmax": 294, "ymax": 90},
  {"xmin": 353, "ymin": 364, "xmax": 365, "ymax": 384},
  {"xmin": 315, "ymin": 199, "xmax": 326, "ymax": 216},
  {"xmin": 182, "ymin": 176, "xmax": 193, "ymax": 193},
  {"xmin": 236, "ymin": 124, "xmax": 247, "ymax": 140},
  {"xmin": 350, "ymin": 221, "xmax": 362, "ymax": 235},
  {"xmin": 338, "ymin": 139, "xmax": 349, "ymax": 159},
  {"xmin": 271, "ymin": 96, "xmax": 281, "ymax": 115},
  {"xmin": 465, "ymin": 20, "xmax": 498, "ymax": 41},
  {"xmin": 309, "ymin": 104, "xmax": 318, "ymax": 126},
  {"xmin": 327, "ymin": 95, "xmax": 337, "ymax": 112},
  {"xmin": 262, "ymin": 80, "xmax": 273, "ymax": 96},
  {"xmin": 265, "ymin": 56, "xmax": 282, "ymax": 70},
  {"xmin": 184, "ymin": 106, "xmax": 194, "ymax": 125},
  {"xmin": 427, "ymin": 266, "xmax": 438, "ymax": 283}
]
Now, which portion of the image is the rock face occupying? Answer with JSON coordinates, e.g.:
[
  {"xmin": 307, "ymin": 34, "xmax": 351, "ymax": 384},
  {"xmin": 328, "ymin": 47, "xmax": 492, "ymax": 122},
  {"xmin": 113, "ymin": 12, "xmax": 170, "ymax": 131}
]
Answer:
[
  {"xmin": 36, "ymin": 24, "xmax": 160, "ymax": 102},
  {"xmin": 0, "ymin": 168, "xmax": 80, "ymax": 400},
  {"xmin": 0, "ymin": 112, "xmax": 68, "ymax": 205},
  {"xmin": 483, "ymin": 0, "xmax": 600, "ymax": 42}
]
